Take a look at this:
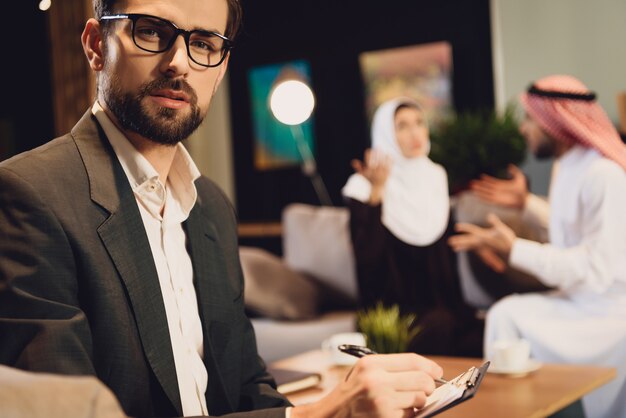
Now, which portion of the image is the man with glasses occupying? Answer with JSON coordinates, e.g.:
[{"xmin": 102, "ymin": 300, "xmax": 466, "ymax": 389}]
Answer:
[{"xmin": 0, "ymin": 0, "xmax": 444, "ymax": 417}]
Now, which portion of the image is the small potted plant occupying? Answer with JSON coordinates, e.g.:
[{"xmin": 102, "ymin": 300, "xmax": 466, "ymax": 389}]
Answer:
[{"xmin": 356, "ymin": 302, "xmax": 420, "ymax": 354}]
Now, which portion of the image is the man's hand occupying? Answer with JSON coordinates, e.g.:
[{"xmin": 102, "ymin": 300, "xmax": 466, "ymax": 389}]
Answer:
[
  {"xmin": 469, "ymin": 164, "xmax": 529, "ymax": 209},
  {"xmin": 292, "ymin": 353, "xmax": 443, "ymax": 418},
  {"xmin": 473, "ymin": 247, "xmax": 507, "ymax": 273},
  {"xmin": 448, "ymin": 213, "xmax": 517, "ymax": 259}
]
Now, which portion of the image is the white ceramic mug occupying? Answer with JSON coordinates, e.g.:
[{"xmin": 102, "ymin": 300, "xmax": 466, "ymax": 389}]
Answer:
[
  {"xmin": 489, "ymin": 338, "xmax": 531, "ymax": 371},
  {"xmin": 321, "ymin": 332, "xmax": 367, "ymax": 365}
]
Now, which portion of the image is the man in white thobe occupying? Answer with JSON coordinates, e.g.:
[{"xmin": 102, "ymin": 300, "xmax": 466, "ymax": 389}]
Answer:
[{"xmin": 449, "ymin": 74, "xmax": 626, "ymax": 418}]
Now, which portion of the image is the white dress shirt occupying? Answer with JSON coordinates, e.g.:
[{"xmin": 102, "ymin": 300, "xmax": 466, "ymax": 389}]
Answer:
[{"xmin": 92, "ymin": 102, "xmax": 209, "ymax": 416}]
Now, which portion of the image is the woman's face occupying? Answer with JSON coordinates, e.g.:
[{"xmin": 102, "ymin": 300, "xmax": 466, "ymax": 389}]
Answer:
[{"xmin": 394, "ymin": 106, "xmax": 429, "ymax": 158}]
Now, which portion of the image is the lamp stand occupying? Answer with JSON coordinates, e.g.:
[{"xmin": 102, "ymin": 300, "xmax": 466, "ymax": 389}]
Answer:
[{"xmin": 290, "ymin": 124, "xmax": 332, "ymax": 206}]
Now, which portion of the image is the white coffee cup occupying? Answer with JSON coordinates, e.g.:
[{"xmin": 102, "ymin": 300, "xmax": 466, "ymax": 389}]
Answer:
[
  {"xmin": 321, "ymin": 332, "xmax": 367, "ymax": 365},
  {"xmin": 489, "ymin": 338, "xmax": 531, "ymax": 371}
]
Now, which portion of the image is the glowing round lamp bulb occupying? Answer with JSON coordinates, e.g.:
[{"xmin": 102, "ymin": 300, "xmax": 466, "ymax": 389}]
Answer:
[
  {"xmin": 39, "ymin": 0, "xmax": 52, "ymax": 11},
  {"xmin": 270, "ymin": 80, "xmax": 315, "ymax": 125}
]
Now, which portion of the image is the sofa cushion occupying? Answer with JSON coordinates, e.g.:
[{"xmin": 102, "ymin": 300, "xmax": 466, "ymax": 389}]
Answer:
[
  {"xmin": 240, "ymin": 246, "xmax": 322, "ymax": 320},
  {"xmin": 282, "ymin": 203, "xmax": 358, "ymax": 302}
]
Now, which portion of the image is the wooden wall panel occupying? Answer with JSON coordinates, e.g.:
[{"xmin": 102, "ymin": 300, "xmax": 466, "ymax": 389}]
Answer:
[{"xmin": 48, "ymin": 0, "xmax": 94, "ymax": 136}]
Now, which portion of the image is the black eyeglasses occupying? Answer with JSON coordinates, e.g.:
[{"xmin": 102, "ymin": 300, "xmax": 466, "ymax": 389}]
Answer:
[{"xmin": 100, "ymin": 13, "xmax": 232, "ymax": 68}]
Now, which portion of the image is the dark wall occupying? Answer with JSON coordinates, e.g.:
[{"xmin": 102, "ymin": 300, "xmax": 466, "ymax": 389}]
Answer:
[
  {"xmin": 0, "ymin": 2, "xmax": 55, "ymax": 160},
  {"xmin": 0, "ymin": 1, "xmax": 494, "ymax": 224},
  {"xmin": 228, "ymin": 0, "xmax": 494, "ymax": 221}
]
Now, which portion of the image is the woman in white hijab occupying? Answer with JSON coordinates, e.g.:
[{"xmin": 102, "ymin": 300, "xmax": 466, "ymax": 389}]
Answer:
[{"xmin": 342, "ymin": 97, "xmax": 481, "ymax": 356}]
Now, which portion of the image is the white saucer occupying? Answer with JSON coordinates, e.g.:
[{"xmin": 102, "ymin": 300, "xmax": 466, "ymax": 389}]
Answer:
[{"xmin": 486, "ymin": 359, "xmax": 542, "ymax": 377}]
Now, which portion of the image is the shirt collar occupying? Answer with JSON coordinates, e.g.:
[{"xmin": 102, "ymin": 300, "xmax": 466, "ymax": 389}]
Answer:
[
  {"xmin": 91, "ymin": 101, "xmax": 201, "ymax": 218},
  {"xmin": 559, "ymin": 144, "xmax": 598, "ymax": 169}
]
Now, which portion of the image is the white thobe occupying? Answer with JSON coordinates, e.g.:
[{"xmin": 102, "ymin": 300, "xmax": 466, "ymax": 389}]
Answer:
[{"xmin": 485, "ymin": 146, "xmax": 626, "ymax": 418}]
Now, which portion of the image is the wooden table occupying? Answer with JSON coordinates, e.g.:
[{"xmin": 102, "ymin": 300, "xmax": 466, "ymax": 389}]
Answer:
[
  {"xmin": 271, "ymin": 350, "xmax": 616, "ymax": 418},
  {"xmin": 238, "ymin": 222, "xmax": 282, "ymax": 238}
]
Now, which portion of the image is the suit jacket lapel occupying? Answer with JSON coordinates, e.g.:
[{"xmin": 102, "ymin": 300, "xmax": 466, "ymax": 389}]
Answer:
[
  {"xmin": 71, "ymin": 111, "xmax": 183, "ymax": 415},
  {"xmin": 185, "ymin": 202, "xmax": 236, "ymax": 414}
]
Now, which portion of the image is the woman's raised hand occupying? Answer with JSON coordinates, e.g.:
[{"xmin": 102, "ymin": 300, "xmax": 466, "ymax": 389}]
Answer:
[
  {"xmin": 351, "ymin": 149, "xmax": 392, "ymax": 204},
  {"xmin": 351, "ymin": 149, "xmax": 392, "ymax": 187}
]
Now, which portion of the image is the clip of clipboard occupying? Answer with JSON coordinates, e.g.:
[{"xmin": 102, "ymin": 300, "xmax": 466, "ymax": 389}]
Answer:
[{"xmin": 414, "ymin": 361, "xmax": 490, "ymax": 418}]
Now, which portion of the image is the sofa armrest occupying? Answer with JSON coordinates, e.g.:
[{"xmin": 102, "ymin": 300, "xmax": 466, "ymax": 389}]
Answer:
[{"xmin": 251, "ymin": 312, "xmax": 357, "ymax": 363}]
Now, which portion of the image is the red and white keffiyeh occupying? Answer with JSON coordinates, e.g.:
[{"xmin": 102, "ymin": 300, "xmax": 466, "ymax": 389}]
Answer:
[{"xmin": 520, "ymin": 74, "xmax": 626, "ymax": 170}]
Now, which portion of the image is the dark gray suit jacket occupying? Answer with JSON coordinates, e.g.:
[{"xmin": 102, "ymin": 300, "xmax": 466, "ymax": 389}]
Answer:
[{"xmin": 0, "ymin": 111, "xmax": 290, "ymax": 418}]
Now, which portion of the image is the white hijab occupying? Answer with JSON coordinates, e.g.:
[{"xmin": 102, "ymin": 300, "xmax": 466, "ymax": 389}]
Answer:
[{"xmin": 342, "ymin": 97, "xmax": 450, "ymax": 246}]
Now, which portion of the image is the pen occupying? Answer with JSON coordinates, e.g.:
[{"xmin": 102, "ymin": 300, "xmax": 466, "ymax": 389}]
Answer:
[{"xmin": 337, "ymin": 344, "xmax": 448, "ymax": 385}]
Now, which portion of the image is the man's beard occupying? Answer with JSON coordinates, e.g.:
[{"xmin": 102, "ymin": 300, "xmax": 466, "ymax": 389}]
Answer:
[
  {"xmin": 104, "ymin": 76, "xmax": 204, "ymax": 145},
  {"xmin": 533, "ymin": 135, "xmax": 557, "ymax": 160}
]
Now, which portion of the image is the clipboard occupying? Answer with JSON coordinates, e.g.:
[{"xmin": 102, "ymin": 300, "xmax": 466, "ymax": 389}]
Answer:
[{"xmin": 414, "ymin": 361, "xmax": 490, "ymax": 418}]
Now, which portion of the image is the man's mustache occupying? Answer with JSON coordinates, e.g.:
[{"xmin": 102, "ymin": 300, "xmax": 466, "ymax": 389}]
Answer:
[{"xmin": 139, "ymin": 78, "xmax": 198, "ymax": 105}]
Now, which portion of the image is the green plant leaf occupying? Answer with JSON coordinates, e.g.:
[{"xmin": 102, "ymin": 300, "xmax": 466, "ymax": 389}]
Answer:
[
  {"xmin": 429, "ymin": 103, "xmax": 527, "ymax": 194},
  {"xmin": 356, "ymin": 302, "xmax": 421, "ymax": 354}
]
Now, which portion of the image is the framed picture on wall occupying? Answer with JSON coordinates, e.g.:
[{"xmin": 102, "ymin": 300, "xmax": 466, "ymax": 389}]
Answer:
[
  {"xmin": 247, "ymin": 60, "xmax": 316, "ymax": 171},
  {"xmin": 359, "ymin": 41, "xmax": 454, "ymax": 129}
]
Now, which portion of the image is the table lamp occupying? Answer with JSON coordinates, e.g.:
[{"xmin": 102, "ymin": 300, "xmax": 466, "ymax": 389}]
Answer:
[{"xmin": 269, "ymin": 79, "xmax": 332, "ymax": 206}]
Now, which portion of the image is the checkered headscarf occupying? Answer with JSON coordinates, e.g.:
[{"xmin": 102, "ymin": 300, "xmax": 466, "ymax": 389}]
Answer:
[{"xmin": 520, "ymin": 74, "xmax": 626, "ymax": 170}]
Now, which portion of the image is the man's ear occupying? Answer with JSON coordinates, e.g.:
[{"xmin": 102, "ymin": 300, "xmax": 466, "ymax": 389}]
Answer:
[
  {"xmin": 81, "ymin": 18, "xmax": 105, "ymax": 71},
  {"xmin": 211, "ymin": 54, "xmax": 230, "ymax": 96}
]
